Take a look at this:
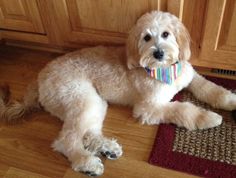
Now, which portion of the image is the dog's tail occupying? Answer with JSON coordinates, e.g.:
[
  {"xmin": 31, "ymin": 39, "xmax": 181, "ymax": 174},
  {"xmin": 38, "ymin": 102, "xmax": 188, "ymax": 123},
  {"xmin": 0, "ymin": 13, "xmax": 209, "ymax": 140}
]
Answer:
[{"xmin": 0, "ymin": 81, "xmax": 41, "ymax": 123}]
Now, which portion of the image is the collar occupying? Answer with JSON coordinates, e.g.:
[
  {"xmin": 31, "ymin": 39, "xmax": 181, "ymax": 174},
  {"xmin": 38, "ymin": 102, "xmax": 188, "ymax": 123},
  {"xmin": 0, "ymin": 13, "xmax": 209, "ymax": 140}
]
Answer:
[{"xmin": 144, "ymin": 62, "xmax": 182, "ymax": 85}]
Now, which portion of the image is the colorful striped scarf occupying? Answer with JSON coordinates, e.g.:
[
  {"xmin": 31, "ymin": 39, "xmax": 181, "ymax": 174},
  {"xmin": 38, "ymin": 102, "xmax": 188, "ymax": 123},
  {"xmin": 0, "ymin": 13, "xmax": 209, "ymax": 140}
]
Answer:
[{"xmin": 145, "ymin": 62, "xmax": 182, "ymax": 85}]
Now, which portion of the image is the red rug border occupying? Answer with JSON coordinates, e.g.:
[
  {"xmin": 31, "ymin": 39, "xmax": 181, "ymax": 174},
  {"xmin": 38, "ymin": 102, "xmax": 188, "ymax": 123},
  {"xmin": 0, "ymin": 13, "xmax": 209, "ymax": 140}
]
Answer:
[{"xmin": 148, "ymin": 76, "xmax": 236, "ymax": 178}]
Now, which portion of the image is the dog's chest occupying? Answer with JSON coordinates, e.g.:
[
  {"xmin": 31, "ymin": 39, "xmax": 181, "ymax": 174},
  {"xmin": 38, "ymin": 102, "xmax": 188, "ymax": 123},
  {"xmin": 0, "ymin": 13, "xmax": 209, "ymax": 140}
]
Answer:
[{"xmin": 143, "ymin": 63, "xmax": 194, "ymax": 104}]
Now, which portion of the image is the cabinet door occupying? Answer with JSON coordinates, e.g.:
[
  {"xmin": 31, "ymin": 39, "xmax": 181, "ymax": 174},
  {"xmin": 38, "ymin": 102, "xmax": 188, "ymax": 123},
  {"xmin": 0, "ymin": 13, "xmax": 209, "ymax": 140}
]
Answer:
[
  {"xmin": 52, "ymin": 0, "xmax": 172, "ymax": 46},
  {"xmin": 0, "ymin": 0, "xmax": 45, "ymax": 33},
  {"xmin": 189, "ymin": 0, "xmax": 236, "ymax": 70}
]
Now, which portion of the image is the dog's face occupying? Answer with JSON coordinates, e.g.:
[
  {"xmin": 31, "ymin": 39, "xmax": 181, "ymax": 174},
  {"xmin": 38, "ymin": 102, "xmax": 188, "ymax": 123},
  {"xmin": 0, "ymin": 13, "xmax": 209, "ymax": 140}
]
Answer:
[{"xmin": 126, "ymin": 11, "xmax": 191, "ymax": 69}]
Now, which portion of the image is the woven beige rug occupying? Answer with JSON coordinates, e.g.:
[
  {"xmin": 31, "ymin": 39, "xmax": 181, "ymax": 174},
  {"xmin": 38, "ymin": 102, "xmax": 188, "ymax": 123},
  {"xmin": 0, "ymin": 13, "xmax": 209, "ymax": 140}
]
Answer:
[
  {"xmin": 173, "ymin": 91, "xmax": 236, "ymax": 165},
  {"xmin": 149, "ymin": 76, "xmax": 236, "ymax": 178}
]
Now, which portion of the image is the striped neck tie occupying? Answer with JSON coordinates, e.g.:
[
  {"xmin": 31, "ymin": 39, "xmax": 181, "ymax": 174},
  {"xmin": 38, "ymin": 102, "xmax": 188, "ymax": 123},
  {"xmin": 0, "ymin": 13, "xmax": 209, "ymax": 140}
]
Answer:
[{"xmin": 144, "ymin": 62, "xmax": 182, "ymax": 85}]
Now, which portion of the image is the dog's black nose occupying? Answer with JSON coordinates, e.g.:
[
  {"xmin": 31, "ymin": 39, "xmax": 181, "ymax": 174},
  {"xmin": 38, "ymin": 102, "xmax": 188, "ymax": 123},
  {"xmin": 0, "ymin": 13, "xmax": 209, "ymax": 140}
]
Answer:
[{"xmin": 153, "ymin": 49, "xmax": 164, "ymax": 61}]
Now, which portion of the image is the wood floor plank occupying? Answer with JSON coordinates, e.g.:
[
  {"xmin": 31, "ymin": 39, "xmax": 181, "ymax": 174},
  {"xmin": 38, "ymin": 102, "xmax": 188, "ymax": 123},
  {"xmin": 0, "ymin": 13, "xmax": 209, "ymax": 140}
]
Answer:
[
  {"xmin": 4, "ymin": 167, "xmax": 51, "ymax": 178},
  {"xmin": 0, "ymin": 162, "xmax": 9, "ymax": 178}
]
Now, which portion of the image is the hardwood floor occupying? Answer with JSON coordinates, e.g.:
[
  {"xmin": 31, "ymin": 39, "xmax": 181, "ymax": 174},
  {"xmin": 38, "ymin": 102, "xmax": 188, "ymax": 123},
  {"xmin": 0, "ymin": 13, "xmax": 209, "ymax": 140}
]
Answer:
[{"xmin": 0, "ymin": 45, "xmax": 197, "ymax": 178}]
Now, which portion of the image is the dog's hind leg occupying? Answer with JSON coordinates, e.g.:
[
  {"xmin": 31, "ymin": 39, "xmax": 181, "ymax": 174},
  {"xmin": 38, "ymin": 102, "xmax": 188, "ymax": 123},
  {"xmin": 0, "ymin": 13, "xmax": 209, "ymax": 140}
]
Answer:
[
  {"xmin": 80, "ymin": 90, "xmax": 122, "ymax": 160},
  {"xmin": 49, "ymin": 81, "xmax": 108, "ymax": 177},
  {"xmin": 52, "ymin": 117, "xmax": 104, "ymax": 177}
]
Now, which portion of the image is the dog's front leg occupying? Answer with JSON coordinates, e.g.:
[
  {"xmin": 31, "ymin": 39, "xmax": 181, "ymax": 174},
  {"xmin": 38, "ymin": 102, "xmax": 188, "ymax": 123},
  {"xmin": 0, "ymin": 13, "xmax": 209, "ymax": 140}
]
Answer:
[
  {"xmin": 133, "ymin": 101, "xmax": 222, "ymax": 130},
  {"xmin": 187, "ymin": 71, "xmax": 236, "ymax": 111}
]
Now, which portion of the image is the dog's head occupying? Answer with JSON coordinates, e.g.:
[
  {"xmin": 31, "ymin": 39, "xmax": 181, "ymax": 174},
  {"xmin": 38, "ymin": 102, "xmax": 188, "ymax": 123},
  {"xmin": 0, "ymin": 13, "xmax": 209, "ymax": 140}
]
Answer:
[{"xmin": 126, "ymin": 11, "xmax": 190, "ymax": 69}]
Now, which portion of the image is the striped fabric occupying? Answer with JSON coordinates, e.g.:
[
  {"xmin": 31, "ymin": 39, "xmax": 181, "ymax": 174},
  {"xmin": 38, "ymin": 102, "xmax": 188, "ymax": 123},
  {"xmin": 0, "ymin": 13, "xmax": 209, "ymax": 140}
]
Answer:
[{"xmin": 145, "ymin": 62, "xmax": 182, "ymax": 85}]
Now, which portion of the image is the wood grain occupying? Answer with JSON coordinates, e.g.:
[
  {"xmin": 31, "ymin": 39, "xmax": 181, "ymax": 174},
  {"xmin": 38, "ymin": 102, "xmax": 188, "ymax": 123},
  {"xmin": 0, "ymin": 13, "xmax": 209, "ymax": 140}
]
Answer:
[
  {"xmin": 51, "ymin": 0, "xmax": 168, "ymax": 46},
  {"xmin": 0, "ymin": 45, "xmax": 199, "ymax": 178},
  {"xmin": 1, "ymin": 30, "xmax": 49, "ymax": 44},
  {"xmin": 192, "ymin": 0, "xmax": 236, "ymax": 70},
  {"xmin": 0, "ymin": 0, "xmax": 45, "ymax": 33},
  {"xmin": 181, "ymin": 0, "xmax": 208, "ymax": 59},
  {"xmin": 0, "ymin": 0, "xmax": 235, "ymax": 71},
  {"xmin": 167, "ymin": 0, "xmax": 184, "ymax": 19}
]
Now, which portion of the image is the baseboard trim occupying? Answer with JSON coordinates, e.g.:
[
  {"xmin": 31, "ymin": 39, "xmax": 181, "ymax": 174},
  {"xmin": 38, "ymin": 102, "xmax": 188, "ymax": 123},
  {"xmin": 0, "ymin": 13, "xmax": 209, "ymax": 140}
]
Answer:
[
  {"xmin": 195, "ymin": 66, "xmax": 236, "ymax": 80},
  {"xmin": 5, "ymin": 41, "xmax": 69, "ymax": 54}
]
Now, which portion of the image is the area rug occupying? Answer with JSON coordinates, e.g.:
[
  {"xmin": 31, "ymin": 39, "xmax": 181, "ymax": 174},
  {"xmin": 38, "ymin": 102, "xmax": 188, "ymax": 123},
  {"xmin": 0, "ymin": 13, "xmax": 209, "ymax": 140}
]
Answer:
[{"xmin": 149, "ymin": 76, "xmax": 236, "ymax": 178}]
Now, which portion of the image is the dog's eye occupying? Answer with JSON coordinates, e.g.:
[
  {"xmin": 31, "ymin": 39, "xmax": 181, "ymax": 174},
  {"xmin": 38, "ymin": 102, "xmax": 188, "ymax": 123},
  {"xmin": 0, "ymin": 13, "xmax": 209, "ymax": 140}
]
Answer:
[
  {"xmin": 162, "ymin": 31, "xmax": 169, "ymax": 38},
  {"xmin": 144, "ymin": 34, "xmax": 151, "ymax": 42}
]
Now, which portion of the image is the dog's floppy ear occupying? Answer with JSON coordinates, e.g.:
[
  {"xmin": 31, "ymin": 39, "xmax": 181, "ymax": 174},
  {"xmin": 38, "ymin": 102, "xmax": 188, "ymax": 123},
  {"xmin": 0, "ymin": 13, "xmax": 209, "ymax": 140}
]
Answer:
[
  {"xmin": 175, "ymin": 23, "xmax": 191, "ymax": 61},
  {"xmin": 126, "ymin": 27, "xmax": 140, "ymax": 70}
]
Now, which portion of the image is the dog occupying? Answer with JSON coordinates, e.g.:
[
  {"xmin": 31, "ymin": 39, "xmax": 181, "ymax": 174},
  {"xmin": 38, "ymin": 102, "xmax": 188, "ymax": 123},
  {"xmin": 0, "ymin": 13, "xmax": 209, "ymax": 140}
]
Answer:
[{"xmin": 1, "ymin": 11, "xmax": 236, "ymax": 177}]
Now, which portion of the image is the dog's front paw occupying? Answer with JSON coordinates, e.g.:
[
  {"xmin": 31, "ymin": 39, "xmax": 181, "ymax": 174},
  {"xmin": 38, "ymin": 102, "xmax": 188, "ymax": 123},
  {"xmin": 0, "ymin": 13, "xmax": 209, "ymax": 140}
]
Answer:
[
  {"xmin": 72, "ymin": 156, "xmax": 104, "ymax": 177},
  {"xmin": 100, "ymin": 139, "xmax": 123, "ymax": 160},
  {"xmin": 195, "ymin": 110, "xmax": 222, "ymax": 130},
  {"xmin": 217, "ymin": 92, "xmax": 236, "ymax": 111}
]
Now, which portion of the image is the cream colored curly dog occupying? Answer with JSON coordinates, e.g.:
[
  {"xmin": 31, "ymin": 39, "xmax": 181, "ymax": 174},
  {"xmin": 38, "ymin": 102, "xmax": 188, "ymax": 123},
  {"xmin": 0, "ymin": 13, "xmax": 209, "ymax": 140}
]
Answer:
[{"xmin": 1, "ymin": 11, "xmax": 236, "ymax": 176}]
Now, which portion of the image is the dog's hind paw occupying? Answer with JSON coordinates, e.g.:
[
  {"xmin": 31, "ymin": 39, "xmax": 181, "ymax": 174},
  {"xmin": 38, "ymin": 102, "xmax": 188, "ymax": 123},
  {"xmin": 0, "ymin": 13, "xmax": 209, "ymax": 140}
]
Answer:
[
  {"xmin": 100, "ymin": 139, "xmax": 122, "ymax": 160},
  {"xmin": 72, "ymin": 156, "xmax": 104, "ymax": 177}
]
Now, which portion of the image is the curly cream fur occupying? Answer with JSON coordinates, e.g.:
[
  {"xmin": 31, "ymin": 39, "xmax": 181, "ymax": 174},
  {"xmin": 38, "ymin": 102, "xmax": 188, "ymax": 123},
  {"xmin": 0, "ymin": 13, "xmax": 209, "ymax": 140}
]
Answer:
[{"xmin": 1, "ymin": 11, "xmax": 236, "ymax": 176}]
